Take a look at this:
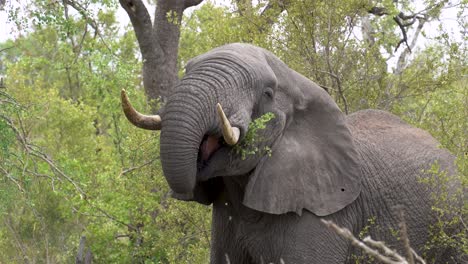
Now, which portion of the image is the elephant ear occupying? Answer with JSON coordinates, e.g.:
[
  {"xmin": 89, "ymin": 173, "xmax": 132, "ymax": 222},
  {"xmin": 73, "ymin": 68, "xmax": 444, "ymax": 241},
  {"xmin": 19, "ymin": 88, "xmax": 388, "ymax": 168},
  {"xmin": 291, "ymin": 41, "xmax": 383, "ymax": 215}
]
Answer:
[{"xmin": 243, "ymin": 53, "xmax": 361, "ymax": 216}]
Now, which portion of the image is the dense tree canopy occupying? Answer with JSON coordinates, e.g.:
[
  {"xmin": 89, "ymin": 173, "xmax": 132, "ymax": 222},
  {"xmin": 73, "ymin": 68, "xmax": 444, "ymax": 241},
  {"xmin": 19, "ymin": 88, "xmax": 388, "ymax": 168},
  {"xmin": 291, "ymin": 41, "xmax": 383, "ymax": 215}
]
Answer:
[{"xmin": 0, "ymin": 0, "xmax": 466, "ymax": 263}]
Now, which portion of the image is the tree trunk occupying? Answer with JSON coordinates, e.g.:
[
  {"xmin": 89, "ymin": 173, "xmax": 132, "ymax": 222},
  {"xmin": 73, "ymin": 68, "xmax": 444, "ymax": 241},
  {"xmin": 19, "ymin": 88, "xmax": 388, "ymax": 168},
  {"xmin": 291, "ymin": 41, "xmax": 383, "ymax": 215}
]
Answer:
[
  {"xmin": 119, "ymin": 0, "xmax": 204, "ymax": 111},
  {"xmin": 76, "ymin": 236, "xmax": 92, "ymax": 264}
]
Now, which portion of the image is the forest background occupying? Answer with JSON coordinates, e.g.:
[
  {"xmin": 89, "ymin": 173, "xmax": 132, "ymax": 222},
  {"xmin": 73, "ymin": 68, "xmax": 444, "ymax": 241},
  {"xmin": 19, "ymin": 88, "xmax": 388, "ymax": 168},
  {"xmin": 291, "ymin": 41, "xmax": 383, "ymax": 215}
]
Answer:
[{"xmin": 0, "ymin": 0, "xmax": 466, "ymax": 263}]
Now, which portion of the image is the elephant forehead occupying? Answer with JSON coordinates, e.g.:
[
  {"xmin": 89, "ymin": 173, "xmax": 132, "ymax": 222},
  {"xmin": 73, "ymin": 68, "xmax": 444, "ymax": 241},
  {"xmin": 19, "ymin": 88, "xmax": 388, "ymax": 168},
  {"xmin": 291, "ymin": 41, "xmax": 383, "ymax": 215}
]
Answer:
[{"xmin": 187, "ymin": 47, "xmax": 276, "ymax": 82}]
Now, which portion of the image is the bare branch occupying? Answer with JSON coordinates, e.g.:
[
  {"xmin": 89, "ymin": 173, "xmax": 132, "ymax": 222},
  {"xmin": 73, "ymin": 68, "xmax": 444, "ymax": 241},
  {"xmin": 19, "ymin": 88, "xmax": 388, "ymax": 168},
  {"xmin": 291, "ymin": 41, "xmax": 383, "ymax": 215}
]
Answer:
[
  {"xmin": 184, "ymin": 0, "xmax": 203, "ymax": 8},
  {"xmin": 4, "ymin": 217, "xmax": 30, "ymax": 263},
  {"xmin": 411, "ymin": 249, "xmax": 427, "ymax": 264},
  {"xmin": 368, "ymin": 1, "xmax": 446, "ymax": 52},
  {"xmin": 322, "ymin": 219, "xmax": 404, "ymax": 263},
  {"xmin": 119, "ymin": 158, "xmax": 159, "ymax": 176},
  {"xmin": 260, "ymin": 0, "xmax": 289, "ymax": 17},
  {"xmin": 0, "ymin": 166, "xmax": 25, "ymax": 193},
  {"xmin": 362, "ymin": 236, "xmax": 408, "ymax": 262},
  {"xmin": 368, "ymin": 6, "xmax": 389, "ymax": 16},
  {"xmin": 259, "ymin": 0, "xmax": 290, "ymax": 30},
  {"xmin": 0, "ymin": 46, "xmax": 15, "ymax": 53},
  {"xmin": 398, "ymin": 207, "xmax": 417, "ymax": 264},
  {"xmin": 395, "ymin": 17, "xmax": 426, "ymax": 74},
  {"xmin": 393, "ymin": 16, "xmax": 411, "ymax": 52},
  {"xmin": 62, "ymin": 0, "xmax": 115, "ymax": 55},
  {"xmin": 322, "ymin": 219, "xmax": 427, "ymax": 264}
]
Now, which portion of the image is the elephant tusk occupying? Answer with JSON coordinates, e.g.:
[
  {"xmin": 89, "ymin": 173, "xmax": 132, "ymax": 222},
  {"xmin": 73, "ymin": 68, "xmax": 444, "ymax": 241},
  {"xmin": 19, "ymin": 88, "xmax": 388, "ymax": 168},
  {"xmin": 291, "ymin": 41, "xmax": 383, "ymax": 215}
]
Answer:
[
  {"xmin": 121, "ymin": 89, "xmax": 162, "ymax": 130},
  {"xmin": 217, "ymin": 103, "xmax": 240, "ymax": 146}
]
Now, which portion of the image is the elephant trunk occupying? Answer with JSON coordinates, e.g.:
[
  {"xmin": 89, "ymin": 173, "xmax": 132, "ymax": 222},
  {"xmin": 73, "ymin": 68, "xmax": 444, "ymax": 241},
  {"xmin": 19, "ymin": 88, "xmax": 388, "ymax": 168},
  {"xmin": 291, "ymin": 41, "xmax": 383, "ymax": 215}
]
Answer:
[{"xmin": 159, "ymin": 82, "xmax": 216, "ymax": 194}]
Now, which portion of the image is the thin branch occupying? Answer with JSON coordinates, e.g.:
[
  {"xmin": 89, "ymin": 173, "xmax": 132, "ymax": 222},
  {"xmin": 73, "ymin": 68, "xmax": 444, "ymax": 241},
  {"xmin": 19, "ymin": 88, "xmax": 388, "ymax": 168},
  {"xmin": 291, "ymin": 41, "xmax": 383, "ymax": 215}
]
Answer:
[
  {"xmin": 119, "ymin": 158, "xmax": 159, "ymax": 176},
  {"xmin": 322, "ymin": 219, "xmax": 427, "ymax": 264},
  {"xmin": 184, "ymin": 0, "xmax": 203, "ymax": 8},
  {"xmin": 322, "ymin": 219, "xmax": 404, "ymax": 264},
  {"xmin": 397, "ymin": 207, "xmax": 414, "ymax": 264},
  {"xmin": 363, "ymin": 237, "xmax": 407, "ymax": 262},
  {"xmin": 411, "ymin": 249, "xmax": 427, "ymax": 264},
  {"xmin": 0, "ymin": 166, "xmax": 25, "ymax": 193},
  {"xmin": 368, "ymin": 1, "xmax": 446, "ymax": 52},
  {"xmin": 177, "ymin": 206, "xmax": 211, "ymax": 247},
  {"xmin": 0, "ymin": 46, "xmax": 15, "ymax": 53},
  {"xmin": 4, "ymin": 217, "xmax": 30, "ymax": 264},
  {"xmin": 393, "ymin": 16, "xmax": 411, "ymax": 52},
  {"xmin": 63, "ymin": 0, "xmax": 114, "ymax": 55},
  {"xmin": 395, "ymin": 17, "xmax": 426, "ymax": 74}
]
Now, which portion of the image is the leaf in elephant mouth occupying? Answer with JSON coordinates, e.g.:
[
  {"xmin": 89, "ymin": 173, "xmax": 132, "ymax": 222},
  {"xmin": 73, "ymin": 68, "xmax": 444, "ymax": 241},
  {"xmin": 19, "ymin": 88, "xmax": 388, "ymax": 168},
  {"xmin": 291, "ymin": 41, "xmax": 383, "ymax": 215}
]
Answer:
[{"xmin": 200, "ymin": 135, "xmax": 221, "ymax": 163}]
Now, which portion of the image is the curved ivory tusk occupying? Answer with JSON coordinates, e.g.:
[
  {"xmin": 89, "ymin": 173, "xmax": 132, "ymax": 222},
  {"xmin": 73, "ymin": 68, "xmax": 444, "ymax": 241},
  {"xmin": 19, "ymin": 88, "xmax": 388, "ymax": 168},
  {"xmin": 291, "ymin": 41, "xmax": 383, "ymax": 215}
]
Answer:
[
  {"xmin": 121, "ymin": 89, "xmax": 162, "ymax": 130},
  {"xmin": 217, "ymin": 103, "xmax": 240, "ymax": 145}
]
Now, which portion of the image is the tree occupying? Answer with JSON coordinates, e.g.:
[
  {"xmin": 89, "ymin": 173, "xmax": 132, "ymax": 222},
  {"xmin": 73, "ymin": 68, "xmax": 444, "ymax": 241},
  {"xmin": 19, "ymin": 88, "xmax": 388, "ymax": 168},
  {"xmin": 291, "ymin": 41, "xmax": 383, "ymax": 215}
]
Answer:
[{"xmin": 119, "ymin": 0, "xmax": 204, "ymax": 109}]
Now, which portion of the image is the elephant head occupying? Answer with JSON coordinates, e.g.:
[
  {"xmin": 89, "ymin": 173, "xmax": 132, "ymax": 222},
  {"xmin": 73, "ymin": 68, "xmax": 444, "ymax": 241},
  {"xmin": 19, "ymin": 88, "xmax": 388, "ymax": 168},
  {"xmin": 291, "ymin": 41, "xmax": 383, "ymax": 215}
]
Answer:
[{"xmin": 122, "ymin": 43, "xmax": 361, "ymax": 216}]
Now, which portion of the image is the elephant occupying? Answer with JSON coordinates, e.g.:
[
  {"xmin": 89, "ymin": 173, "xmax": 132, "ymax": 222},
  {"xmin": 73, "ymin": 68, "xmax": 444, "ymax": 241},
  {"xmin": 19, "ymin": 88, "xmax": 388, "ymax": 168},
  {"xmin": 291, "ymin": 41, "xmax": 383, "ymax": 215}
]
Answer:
[{"xmin": 121, "ymin": 43, "xmax": 465, "ymax": 263}]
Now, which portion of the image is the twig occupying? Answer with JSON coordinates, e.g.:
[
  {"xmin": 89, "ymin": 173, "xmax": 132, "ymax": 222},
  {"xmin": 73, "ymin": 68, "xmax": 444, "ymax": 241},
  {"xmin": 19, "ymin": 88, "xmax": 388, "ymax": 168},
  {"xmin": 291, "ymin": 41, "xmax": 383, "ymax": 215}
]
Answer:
[
  {"xmin": 322, "ymin": 219, "xmax": 427, "ymax": 264},
  {"xmin": 396, "ymin": 207, "xmax": 415, "ymax": 264},
  {"xmin": 0, "ymin": 46, "xmax": 15, "ymax": 53},
  {"xmin": 4, "ymin": 217, "xmax": 31, "ymax": 264},
  {"xmin": 119, "ymin": 157, "xmax": 159, "ymax": 176},
  {"xmin": 63, "ymin": 0, "xmax": 115, "ymax": 55},
  {"xmin": 411, "ymin": 249, "xmax": 427, "ymax": 264},
  {"xmin": 362, "ymin": 236, "xmax": 407, "ymax": 262},
  {"xmin": 322, "ymin": 219, "xmax": 404, "ymax": 263},
  {"xmin": 0, "ymin": 166, "xmax": 25, "ymax": 193},
  {"xmin": 393, "ymin": 16, "xmax": 411, "ymax": 52}
]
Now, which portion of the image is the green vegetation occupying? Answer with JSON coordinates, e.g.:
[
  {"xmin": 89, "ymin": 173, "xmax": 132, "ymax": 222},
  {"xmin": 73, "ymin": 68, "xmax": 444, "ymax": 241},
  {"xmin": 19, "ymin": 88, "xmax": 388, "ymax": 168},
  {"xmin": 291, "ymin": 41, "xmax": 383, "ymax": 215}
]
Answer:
[
  {"xmin": 235, "ymin": 112, "xmax": 275, "ymax": 160},
  {"xmin": 0, "ymin": 0, "xmax": 466, "ymax": 263}
]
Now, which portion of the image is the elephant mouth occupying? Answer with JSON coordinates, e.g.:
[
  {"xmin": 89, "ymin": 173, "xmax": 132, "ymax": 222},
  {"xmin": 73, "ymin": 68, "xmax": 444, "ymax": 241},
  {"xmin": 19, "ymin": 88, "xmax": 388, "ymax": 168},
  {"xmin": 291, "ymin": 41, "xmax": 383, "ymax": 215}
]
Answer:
[{"xmin": 197, "ymin": 134, "xmax": 222, "ymax": 171}]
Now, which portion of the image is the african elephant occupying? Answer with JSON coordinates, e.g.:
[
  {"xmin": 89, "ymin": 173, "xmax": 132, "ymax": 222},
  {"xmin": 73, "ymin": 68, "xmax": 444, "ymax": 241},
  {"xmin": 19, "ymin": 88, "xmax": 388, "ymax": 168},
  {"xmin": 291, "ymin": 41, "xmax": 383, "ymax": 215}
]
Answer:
[{"xmin": 121, "ymin": 43, "xmax": 464, "ymax": 263}]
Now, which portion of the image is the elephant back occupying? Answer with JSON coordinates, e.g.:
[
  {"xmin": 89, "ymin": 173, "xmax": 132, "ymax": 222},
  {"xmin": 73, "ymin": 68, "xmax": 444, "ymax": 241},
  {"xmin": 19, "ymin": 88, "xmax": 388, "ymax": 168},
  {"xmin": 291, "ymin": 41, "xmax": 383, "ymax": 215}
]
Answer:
[{"xmin": 345, "ymin": 109, "xmax": 460, "ymax": 261}]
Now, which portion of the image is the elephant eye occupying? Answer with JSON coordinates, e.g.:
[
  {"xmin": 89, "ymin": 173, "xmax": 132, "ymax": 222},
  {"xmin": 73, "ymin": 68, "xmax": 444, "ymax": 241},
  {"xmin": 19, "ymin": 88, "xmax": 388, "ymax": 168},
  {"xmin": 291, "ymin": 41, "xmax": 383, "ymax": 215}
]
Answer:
[{"xmin": 264, "ymin": 88, "xmax": 274, "ymax": 99}]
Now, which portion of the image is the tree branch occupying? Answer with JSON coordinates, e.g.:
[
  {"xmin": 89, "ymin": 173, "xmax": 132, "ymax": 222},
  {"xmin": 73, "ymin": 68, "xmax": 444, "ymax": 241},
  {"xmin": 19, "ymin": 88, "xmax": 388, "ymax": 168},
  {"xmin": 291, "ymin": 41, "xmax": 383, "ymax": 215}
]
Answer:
[
  {"xmin": 119, "ymin": 158, "xmax": 159, "ymax": 176},
  {"xmin": 119, "ymin": 0, "xmax": 158, "ymax": 58},
  {"xmin": 368, "ymin": 2, "xmax": 445, "ymax": 52},
  {"xmin": 259, "ymin": 0, "xmax": 290, "ymax": 30},
  {"xmin": 396, "ymin": 206, "xmax": 415, "ymax": 264},
  {"xmin": 322, "ymin": 217, "xmax": 427, "ymax": 264},
  {"xmin": 395, "ymin": 17, "xmax": 426, "ymax": 74},
  {"xmin": 235, "ymin": 0, "xmax": 252, "ymax": 16},
  {"xmin": 393, "ymin": 16, "xmax": 411, "ymax": 52},
  {"xmin": 0, "ymin": 46, "xmax": 15, "ymax": 53},
  {"xmin": 184, "ymin": 0, "xmax": 204, "ymax": 8}
]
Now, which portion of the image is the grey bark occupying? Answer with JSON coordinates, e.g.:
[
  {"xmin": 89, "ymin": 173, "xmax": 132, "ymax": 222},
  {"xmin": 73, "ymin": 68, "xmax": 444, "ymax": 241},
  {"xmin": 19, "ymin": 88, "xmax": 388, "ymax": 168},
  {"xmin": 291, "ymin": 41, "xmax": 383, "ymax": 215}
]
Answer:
[
  {"xmin": 76, "ymin": 236, "xmax": 92, "ymax": 264},
  {"xmin": 119, "ymin": 0, "xmax": 204, "ymax": 110}
]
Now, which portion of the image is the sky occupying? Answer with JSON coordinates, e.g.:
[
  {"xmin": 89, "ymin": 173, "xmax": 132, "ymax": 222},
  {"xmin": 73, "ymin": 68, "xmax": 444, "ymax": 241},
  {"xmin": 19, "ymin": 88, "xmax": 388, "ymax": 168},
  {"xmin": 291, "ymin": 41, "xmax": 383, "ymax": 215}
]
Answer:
[{"xmin": 0, "ymin": 1, "xmax": 464, "ymax": 56}]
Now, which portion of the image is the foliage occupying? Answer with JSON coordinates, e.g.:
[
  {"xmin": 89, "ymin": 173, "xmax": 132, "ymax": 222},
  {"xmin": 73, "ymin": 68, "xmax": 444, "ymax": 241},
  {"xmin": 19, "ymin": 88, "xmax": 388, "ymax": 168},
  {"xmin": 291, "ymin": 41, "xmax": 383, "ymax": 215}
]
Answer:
[
  {"xmin": 234, "ymin": 112, "xmax": 275, "ymax": 160},
  {"xmin": 0, "ymin": 3, "xmax": 210, "ymax": 263},
  {"xmin": 419, "ymin": 161, "xmax": 468, "ymax": 261}
]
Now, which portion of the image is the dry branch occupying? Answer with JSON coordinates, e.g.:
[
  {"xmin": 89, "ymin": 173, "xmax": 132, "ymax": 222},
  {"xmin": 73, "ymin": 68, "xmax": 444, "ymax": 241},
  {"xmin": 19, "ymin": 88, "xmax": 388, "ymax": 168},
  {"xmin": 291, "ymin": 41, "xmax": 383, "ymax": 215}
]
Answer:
[
  {"xmin": 321, "ymin": 219, "xmax": 426, "ymax": 264},
  {"xmin": 367, "ymin": 1, "xmax": 443, "ymax": 52}
]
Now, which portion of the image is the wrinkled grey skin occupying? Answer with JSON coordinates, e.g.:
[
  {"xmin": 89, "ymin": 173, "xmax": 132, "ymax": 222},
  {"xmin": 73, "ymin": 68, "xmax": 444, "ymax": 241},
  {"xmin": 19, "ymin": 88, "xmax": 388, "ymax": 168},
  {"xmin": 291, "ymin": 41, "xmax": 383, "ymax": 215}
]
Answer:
[{"xmin": 154, "ymin": 43, "xmax": 464, "ymax": 263}]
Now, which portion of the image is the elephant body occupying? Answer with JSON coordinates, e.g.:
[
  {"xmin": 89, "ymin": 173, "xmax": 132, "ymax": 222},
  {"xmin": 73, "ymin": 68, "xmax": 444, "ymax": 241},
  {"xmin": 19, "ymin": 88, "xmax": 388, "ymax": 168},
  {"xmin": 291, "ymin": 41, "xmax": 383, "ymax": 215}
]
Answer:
[
  {"xmin": 209, "ymin": 109, "xmax": 459, "ymax": 264},
  {"xmin": 121, "ymin": 43, "xmax": 464, "ymax": 263}
]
